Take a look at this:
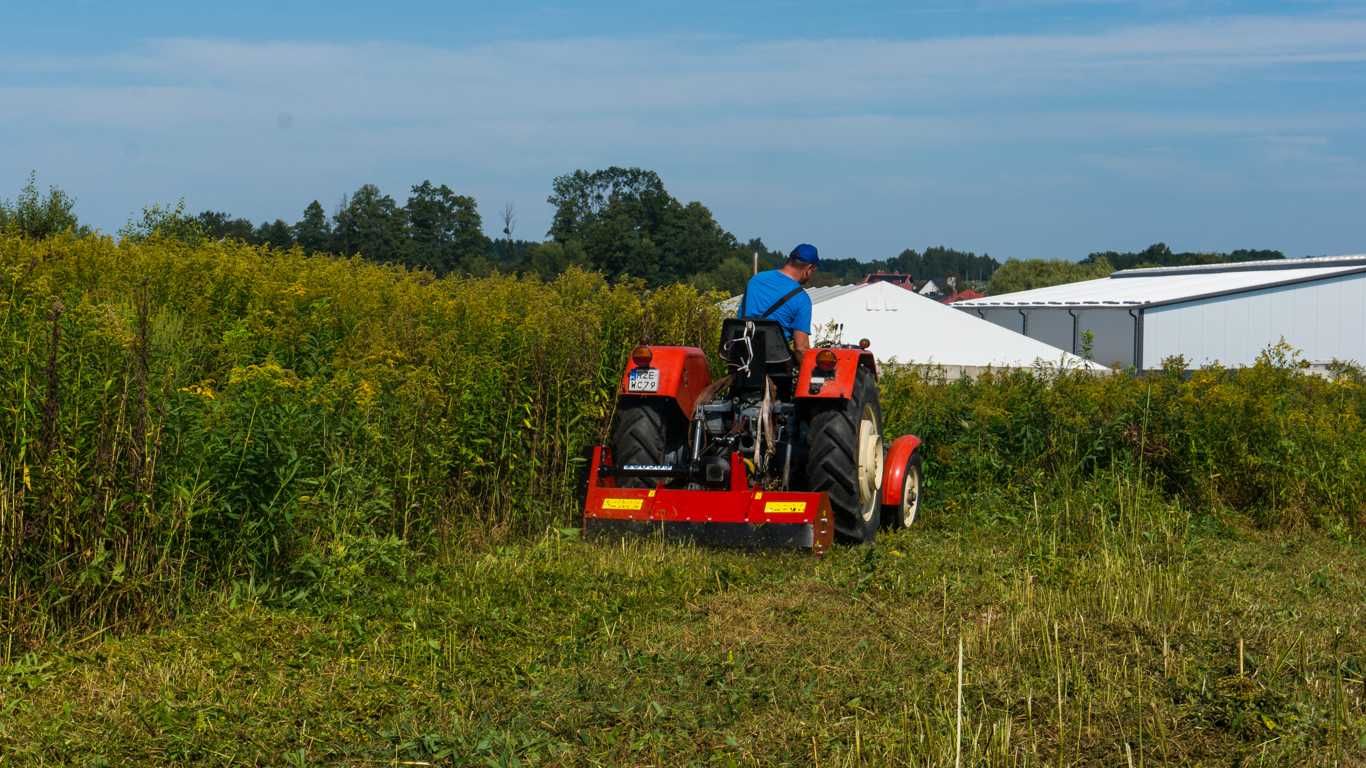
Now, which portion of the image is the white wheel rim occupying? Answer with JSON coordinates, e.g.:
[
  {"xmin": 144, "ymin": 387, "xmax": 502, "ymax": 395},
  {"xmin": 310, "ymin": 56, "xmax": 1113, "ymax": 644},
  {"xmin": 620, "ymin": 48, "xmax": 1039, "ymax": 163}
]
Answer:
[
  {"xmin": 901, "ymin": 464, "xmax": 920, "ymax": 527},
  {"xmin": 856, "ymin": 404, "xmax": 883, "ymax": 522}
]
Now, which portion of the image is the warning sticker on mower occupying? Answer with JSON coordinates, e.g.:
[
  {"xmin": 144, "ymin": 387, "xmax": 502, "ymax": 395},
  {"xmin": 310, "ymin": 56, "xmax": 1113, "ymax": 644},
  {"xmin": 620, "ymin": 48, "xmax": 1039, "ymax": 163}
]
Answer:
[
  {"xmin": 764, "ymin": 501, "xmax": 806, "ymax": 515},
  {"xmin": 601, "ymin": 497, "xmax": 644, "ymax": 511}
]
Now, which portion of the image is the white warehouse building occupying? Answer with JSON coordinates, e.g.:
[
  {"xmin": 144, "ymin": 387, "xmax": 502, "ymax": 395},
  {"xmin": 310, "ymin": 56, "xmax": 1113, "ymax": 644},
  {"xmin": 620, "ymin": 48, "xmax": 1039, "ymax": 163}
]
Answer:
[
  {"xmin": 952, "ymin": 255, "xmax": 1366, "ymax": 371},
  {"xmin": 722, "ymin": 281, "xmax": 1105, "ymax": 376}
]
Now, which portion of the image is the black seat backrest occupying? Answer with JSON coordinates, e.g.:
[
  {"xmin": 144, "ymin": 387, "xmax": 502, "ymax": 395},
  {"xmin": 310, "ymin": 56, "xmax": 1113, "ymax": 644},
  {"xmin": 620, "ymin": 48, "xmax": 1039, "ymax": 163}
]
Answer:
[
  {"xmin": 719, "ymin": 318, "xmax": 793, "ymax": 368},
  {"xmin": 719, "ymin": 319, "xmax": 796, "ymax": 399}
]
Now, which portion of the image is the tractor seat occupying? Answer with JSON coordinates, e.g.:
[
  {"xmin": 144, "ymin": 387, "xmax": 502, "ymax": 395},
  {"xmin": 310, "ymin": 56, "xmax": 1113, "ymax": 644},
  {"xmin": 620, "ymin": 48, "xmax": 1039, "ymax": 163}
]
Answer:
[
  {"xmin": 719, "ymin": 319, "xmax": 796, "ymax": 397},
  {"xmin": 720, "ymin": 318, "xmax": 794, "ymax": 366}
]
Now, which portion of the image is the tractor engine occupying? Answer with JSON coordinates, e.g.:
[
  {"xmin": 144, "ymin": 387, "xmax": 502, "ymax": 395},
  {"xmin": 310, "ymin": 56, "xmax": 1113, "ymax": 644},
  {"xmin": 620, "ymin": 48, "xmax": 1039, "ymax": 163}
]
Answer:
[{"xmin": 693, "ymin": 391, "xmax": 799, "ymax": 491}]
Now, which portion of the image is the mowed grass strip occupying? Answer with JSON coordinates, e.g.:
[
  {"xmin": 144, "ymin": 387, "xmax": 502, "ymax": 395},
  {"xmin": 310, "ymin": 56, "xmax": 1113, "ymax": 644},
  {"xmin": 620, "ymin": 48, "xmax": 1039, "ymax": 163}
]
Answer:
[{"xmin": 3, "ymin": 493, "xmax": 1362, "ymax": 767}]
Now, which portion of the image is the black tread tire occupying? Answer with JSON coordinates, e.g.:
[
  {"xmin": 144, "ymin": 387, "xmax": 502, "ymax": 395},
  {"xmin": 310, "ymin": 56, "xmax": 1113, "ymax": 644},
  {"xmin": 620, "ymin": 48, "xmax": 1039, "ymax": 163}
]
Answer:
[
  {"xmin": 804, "ymin": 367, "xmax": 882, "ymax": 544},
  {"xmin": 610, "ymin": 399, "xmax": 683, "ymax": 489},
  {"xmin": 882, "ymin": 448, "xmax": 923, "ymax": 530}
]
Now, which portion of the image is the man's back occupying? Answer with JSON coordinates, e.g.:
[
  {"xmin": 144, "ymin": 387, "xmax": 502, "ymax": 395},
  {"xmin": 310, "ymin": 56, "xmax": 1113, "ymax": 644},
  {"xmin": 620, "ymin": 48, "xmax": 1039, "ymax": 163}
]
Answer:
[{"xmin": 739, "ymin": 269, "xmax": 812, "ymax": 341}]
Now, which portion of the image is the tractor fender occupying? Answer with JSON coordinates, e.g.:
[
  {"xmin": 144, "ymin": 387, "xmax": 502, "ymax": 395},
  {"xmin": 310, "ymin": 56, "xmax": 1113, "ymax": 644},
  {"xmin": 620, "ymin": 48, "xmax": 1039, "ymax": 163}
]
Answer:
[
  {"xmin": 618, "ymin": 346, "xmax": 713, "ymax": 418},
  {"xmin": 794, "ymin": 348, "xmax": 876, "ymax": 400},
  {"xmin": 880, "ymin": 435, "xmax": 923, "ymax": 507}
]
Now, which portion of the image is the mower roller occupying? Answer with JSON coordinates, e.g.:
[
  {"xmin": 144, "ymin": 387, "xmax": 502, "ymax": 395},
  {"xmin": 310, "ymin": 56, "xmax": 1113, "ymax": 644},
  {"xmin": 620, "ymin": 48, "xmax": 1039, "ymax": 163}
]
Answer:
[{"xmin": 582, "ymin": 318, "xmax": 923, "ymax": 555}]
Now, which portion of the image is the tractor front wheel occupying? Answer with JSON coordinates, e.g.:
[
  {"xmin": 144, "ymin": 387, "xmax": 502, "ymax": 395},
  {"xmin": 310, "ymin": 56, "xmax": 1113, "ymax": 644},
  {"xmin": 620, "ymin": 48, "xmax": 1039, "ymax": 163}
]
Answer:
[
  {"xmin": 803, "ymin": 367, "xmax": 883, "ymax": 544},
  {"xmin": 883, "ymin": 448, "xmax": 923, "ymax": 530}
]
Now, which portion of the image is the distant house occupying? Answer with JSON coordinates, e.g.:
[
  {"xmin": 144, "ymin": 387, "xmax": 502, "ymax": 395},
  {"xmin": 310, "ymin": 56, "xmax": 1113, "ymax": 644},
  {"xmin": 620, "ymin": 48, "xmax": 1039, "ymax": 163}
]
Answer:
[
  {"xmin": 860, "ymin": 272, "xmax": 916, "ymax": 289},
  {"xmin": 860, "ymin": 272, "xmax": 964, "ymax": 299},
  {"xmin": 942, "ymin": 289, "xmax": 985, "ymax": 304},
  {"xmin": 860, "ymin": 271, "xmax": 968, "ymax": 300},
  {"xmin": 913, "ymin": 276, "xmax": 957, "ymax": 299}
]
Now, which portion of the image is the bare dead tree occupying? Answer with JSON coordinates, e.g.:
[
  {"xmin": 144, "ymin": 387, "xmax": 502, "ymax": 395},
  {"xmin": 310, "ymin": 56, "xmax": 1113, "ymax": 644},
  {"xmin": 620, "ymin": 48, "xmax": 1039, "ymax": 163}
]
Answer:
[{"xmin": 500, "ymin": 202, "xmax": 517, "ymax": 265}]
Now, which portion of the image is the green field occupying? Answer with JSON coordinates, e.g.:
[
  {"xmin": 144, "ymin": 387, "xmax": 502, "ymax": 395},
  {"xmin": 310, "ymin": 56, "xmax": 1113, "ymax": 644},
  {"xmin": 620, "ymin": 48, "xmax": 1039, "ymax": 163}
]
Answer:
[
  {"xmin": 4, "ymin": 496, "xmax": 1363, "ymax": 766},
  {"xmin": 2, "ymin": 234, "xmax": 1364, "ymax": 765}
]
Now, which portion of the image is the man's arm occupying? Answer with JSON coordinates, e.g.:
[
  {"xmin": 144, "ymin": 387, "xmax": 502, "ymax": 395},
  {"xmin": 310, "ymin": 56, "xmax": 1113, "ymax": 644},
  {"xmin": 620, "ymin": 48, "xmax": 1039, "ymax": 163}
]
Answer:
[{"xmin": 792, "ymin": 293, "xmax": 813, "ymax": 356}]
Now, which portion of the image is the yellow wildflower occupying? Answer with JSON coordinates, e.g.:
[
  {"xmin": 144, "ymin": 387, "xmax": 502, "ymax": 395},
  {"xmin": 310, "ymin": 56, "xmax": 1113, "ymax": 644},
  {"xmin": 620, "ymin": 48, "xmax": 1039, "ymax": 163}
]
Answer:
[
  {"xmin": 178, "ymin": 382, "xmax": 217, "ymax": 399},
  {"xmin": 356, "ymin": 379, "xmax": 378, "ymax": 408}
]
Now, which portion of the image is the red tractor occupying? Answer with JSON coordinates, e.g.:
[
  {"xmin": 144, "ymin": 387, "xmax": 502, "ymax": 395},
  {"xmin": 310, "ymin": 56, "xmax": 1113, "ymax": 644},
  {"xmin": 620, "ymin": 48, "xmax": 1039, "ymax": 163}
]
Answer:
[{"xmin": 582, "ymin": 318, "xmax": 924, "ymax": 554}]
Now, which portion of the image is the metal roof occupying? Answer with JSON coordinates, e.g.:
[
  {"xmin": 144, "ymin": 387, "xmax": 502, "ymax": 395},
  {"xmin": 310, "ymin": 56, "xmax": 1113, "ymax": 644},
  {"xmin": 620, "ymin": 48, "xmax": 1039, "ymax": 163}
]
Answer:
[
  {"xmin": 1113, "ymin": 254, "xmax": 1366, "ymax": 278},
  {"xmin": 953, "ymin": 255, "xmax": 1366, "ymax": 309},
  {"xmin": 718, "ymin": 283, "xmax": 864, "ymax": 314},
  {"xmin": 721, "ymin": 282, "xmax": 1106, "ymax": 370}
]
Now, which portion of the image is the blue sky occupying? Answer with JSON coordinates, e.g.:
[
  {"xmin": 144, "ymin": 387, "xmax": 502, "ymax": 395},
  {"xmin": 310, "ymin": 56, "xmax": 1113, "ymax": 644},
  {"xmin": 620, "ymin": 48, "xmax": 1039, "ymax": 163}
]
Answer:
[{"xmin": 4, "ymin": 1, "xmax": 1365, "ymax": 261}]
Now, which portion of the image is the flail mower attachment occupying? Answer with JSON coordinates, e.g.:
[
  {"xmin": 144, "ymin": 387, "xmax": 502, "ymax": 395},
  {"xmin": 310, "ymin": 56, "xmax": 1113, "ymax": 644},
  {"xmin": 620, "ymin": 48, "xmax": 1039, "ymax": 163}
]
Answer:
[{"xmin": 583, "ymin": 446, "xmax": 836, "ymax": 555}]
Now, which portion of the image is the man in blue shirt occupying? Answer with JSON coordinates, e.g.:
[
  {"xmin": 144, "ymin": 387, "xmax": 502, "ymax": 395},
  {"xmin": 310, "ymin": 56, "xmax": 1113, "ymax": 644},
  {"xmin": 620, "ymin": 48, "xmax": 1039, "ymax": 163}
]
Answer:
[{"xmin": 737, "ymin": 243, "xmax": 819, "ymax": 356}]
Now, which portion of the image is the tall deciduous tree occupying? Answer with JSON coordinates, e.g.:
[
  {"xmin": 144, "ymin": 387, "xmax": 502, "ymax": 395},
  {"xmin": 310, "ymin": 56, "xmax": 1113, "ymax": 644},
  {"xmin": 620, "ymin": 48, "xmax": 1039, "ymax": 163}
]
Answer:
[
  {"xmin": 548, "ymin": 167, "xmax": 669, "ymax": 243},
  {"xmin": 196, "ymin": 211, "xmax": 256, "ymax": 242},
  {"xmin": 255, "ymin": 219, "xmax": 294, "ymax": 250},
  {"xmin": 656, "ymin": 201, "xmax": 736, "ymax": 282},
  {"xmin": 404, "ymin": 181, "xmax": 488, "ymax": 275},
  {"xmin": 333, "ymin": 184, "xmax": 406, "ymax": 264},
  {"xmin": 547, "ymin": 167, "xmax": 732, "ymax": 285}
]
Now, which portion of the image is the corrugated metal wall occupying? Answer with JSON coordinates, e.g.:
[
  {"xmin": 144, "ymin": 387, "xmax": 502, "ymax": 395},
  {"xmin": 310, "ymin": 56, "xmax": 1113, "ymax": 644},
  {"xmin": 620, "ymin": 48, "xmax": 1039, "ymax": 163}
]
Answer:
[
  {"xmin": 1075, "ymin": 310, "xmax": 1138, "ymax": 369},
  {"xmin": 971, "ymin": 307, "xmax": 1137, "ymax": 368},
  {"xmin": 973, "ymin": 308, "xmax": 1024, "ymax": 334},
  {"xmin": 1143, "ymin": 272, "xmax": 1366, "ymax": 368}
]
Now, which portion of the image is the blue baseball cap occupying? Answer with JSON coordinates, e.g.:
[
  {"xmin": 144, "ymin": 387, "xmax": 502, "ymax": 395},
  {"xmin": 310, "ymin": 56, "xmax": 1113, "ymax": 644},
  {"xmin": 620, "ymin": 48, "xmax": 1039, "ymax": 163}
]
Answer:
[{"xmin": 789, "ymin": 243, "xmax": 819, "ymax": 266}]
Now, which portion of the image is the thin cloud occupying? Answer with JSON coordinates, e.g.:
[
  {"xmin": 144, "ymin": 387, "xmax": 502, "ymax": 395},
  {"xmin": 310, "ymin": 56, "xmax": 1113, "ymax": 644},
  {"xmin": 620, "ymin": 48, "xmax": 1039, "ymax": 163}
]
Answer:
[
  {"xmin": 6, "ymin": 15, "xmax": 1366, "ymax": 124},
  {"xmin": 1, "ymin": 10, "xmax": 1363, "ymax": 257}
]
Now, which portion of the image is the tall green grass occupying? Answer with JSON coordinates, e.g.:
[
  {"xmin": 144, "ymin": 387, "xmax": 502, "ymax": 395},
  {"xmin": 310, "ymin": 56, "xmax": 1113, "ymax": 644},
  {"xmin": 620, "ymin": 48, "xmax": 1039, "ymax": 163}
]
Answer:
[
  {"xmin": 1, "ymin": 232, "xmax": 1362, "ymax": 650},
  {"xmin": 879, "ymin": 352, "xmax": 1366, "ymax": 530},
  {"xmin": 0, "ymin": 233, "xmax": 720, "ymax": 647}
]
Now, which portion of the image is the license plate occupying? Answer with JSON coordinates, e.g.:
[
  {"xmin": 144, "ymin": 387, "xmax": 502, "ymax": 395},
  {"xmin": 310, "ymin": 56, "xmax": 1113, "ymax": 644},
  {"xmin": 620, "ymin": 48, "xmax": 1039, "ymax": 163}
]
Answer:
[{"xmin": 628, "ymin": 367, "xmax": 660, "ymax": 392}]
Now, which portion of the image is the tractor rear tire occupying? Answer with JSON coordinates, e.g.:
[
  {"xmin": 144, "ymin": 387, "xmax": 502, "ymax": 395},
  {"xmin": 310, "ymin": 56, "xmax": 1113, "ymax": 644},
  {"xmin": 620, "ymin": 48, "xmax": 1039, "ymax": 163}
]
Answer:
[
  {"xmin": 610, "ymin": 399, "xmax": 684, "ymax": 489},
  {"xmin": 804, "ymin": 367, "xmax": 883, "ymax": 544}
]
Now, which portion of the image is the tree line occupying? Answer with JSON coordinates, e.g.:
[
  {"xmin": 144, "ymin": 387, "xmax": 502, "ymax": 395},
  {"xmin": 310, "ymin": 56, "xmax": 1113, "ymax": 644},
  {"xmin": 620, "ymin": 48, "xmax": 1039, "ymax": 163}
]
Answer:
[
  {"xmin": 3, "ymin": 169, "xmax": 1003, "ymax": 295},
  {"xmin": 132, "ymin": 182, "xmax": 495, "ymax": 277},
  {"xmin": 1082, "ymin": 242, "xmax": 1283, "ymax": 271},
  {"xmin": 986, "ymin": 243, "xmax": 1287, "ymax": 294},
  {"xmin": 818, "ymin": 247, "xmax": 1000, "ymax": 286},
  {"xmin": 3, "ymin": 170, "xmax": 1286, "ymax": 297}
]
